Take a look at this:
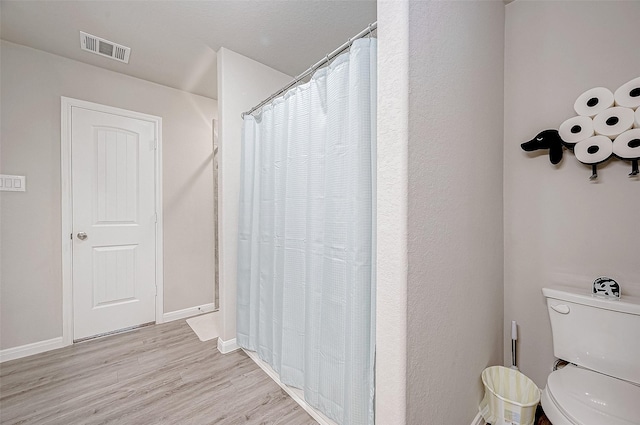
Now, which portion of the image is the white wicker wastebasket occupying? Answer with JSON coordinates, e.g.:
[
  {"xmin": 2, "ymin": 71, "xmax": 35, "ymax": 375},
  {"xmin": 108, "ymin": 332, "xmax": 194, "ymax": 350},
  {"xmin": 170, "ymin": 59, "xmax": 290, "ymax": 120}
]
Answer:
[{"xmin": 479, "ymin": 366, "xmax": 541, "ymax": 425}]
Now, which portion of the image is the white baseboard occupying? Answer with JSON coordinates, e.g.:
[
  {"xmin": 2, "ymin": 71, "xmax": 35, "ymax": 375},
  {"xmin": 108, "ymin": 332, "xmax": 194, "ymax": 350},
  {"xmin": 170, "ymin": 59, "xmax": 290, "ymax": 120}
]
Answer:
[
  {"xmin": 471, "ymin": 411, "xmax": 485, "ymax": 425},
  {"xmin": 162, "ymin": 303, "xmax": 215, "ymax": 323},
  {"xmin": 0, "ymin": 337, "xmax": 66, "ymax": 363},
  {"xmin": 243, "ymin": 349, "xmax": 338, "ymax": 425},
  {"xmin": 217, "ymin": 337, "xmax": 239, "ymax": 354}
]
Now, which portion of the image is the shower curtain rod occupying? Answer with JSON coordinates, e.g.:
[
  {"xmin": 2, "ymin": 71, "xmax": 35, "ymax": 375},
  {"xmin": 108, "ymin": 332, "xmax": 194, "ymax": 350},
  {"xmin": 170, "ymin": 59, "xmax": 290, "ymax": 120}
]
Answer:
[{"xmin": 241, "ymin": 21, "xmax": 377, "ymax": 118}]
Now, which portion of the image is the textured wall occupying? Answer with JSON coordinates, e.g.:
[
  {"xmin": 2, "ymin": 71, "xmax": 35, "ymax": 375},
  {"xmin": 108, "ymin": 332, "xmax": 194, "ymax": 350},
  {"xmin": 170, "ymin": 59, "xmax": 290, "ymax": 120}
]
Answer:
[
  {"xmin": 504, "ymin": 1, "xmax": 640, "ymax": 387},
  {"xmin": 0, "ymin": 41, "xmax": 217, "ymax": 349},
  {"xmin": 375, "ymin": 1, "xmax": 409, "ymax": 424},
  {"xmin": 406, "ymin": 2, "xmax": 505, "ymax": 424}
]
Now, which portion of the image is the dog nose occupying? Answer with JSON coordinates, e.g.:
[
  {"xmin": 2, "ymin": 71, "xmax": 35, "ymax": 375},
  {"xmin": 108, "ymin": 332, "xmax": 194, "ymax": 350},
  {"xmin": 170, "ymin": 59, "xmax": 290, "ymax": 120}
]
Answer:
[{"xmin": 521, "ymin": 140, "xmax": 538, "ymax": 151}]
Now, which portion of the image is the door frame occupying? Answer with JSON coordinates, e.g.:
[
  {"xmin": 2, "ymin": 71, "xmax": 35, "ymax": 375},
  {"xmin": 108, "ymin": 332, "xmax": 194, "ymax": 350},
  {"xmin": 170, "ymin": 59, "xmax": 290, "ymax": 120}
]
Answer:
[{"xmin": 61, "ymin": 97, "xmax": 164, "ymax": 346}]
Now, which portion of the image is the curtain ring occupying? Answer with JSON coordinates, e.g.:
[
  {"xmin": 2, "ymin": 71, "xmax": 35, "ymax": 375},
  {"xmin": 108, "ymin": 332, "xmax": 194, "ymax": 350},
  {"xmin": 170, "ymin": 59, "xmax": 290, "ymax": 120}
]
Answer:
[{"xmin": 368, "ymin": 24, "xmax": 373, "ymax": 38}]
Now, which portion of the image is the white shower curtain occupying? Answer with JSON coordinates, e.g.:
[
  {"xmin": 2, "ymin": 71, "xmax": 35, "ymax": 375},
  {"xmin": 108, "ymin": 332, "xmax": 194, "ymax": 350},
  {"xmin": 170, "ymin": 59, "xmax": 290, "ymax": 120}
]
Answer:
[{"xmin": 236, "ymin": 38, "xmax": 376, "ymax": 425}]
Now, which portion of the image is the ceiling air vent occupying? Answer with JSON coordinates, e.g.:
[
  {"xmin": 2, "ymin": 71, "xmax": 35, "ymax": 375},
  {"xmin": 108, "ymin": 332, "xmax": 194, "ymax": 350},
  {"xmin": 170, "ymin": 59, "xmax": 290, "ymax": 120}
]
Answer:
[{"xmin": 80, "ymin": 31, "xmax": 131, "ymax": 64}]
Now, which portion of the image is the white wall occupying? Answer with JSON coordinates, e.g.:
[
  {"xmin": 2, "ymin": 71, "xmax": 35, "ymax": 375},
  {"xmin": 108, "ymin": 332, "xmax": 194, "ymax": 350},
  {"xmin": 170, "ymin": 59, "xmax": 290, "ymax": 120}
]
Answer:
[
  {"xmin": 0, "ymin": 41, "xmax": 217, "ymax": 350},
  {"xmin": 504, "ymin": 1, "xmax": 640, "ymax": 387},
  {"xmin": 405, "ymin": 2, "xmax": 505, "ymax": 423},
  {"xmin": 376, "ymin": 1, "xmax": 505, "ymax": 423},
  {"xmin": 375, "ymin": 1, "xmax": 408, "ymax": 424},
  {"xmin": 216, "ymin": 47, "xmax": 291, "ymax": 344}
]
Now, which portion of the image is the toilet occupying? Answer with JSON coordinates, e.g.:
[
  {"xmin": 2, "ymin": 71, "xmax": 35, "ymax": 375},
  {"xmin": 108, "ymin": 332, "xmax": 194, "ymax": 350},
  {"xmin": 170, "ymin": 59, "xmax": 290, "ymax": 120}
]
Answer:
[{"xmin": 541, "ymin": 286, "xmax": 640, "ymax": 425}]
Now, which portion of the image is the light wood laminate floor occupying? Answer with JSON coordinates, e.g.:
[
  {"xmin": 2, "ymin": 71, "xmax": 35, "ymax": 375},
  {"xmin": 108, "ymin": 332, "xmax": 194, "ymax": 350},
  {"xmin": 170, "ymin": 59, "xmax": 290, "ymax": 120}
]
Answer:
[{"xmin": 0, "ymin": 321, "xmax": 317, "ymax": 425}]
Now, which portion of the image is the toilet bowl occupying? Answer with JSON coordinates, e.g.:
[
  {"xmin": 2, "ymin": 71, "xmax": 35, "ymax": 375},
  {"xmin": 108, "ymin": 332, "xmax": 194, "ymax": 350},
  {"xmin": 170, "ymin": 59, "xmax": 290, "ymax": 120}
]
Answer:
[
  {"xmin": 541, "ymin": 364, "xmax": 640, "ymax": 425},
  {"xmin": 542, "ymin": 286, "xmax": 640, "ymax": 425}
]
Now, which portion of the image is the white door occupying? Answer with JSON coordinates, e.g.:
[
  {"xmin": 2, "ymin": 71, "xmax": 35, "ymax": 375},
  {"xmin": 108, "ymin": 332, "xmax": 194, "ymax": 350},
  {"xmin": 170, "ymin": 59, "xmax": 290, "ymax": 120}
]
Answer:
[{"xmin": 71, "ymin": 107, "xmax": 157, "ymax": 340}]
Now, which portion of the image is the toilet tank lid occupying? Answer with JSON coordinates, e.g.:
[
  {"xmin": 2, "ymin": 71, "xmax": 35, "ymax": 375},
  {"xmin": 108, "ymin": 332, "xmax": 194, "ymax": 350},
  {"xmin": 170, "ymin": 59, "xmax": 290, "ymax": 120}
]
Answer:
[{"xmin": 542, "ymin": 285, "xmax": 640, "ymax": 316}]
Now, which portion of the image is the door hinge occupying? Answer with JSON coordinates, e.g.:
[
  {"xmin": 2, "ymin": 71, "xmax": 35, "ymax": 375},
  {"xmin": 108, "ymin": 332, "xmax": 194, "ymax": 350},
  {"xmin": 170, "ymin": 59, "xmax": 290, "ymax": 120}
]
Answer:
[
  {"xmin": 153, "ymin": 139, "xmax": 158, "ymax": 150},
  {"xmin": 71, "ymin": 233, "xmax": 73, "ymax": 240},
  {"xmin": 154, "ymin": 212, "xmax": 158, "ymax": 223}
]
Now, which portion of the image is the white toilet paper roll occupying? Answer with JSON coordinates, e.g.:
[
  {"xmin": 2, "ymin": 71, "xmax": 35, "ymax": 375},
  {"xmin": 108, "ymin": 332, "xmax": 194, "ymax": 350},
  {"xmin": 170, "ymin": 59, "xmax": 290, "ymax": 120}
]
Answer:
[
  {"xmin": 593, "ymin": 107, "xmax": 635, "ymax": 139},
  {"xmin": 635, "ymin": 108, "xmax": 640, "ymax": 128},
  {"xmin": 574, "ymin": 136, "xmax": 613, "ymax": 164},
  {"xmin": 558, "ymin": 116, "xmax": 594, "ymax": 145},
  {"xmin": 613, "ymin": 129, "xmax": 640, "ymax": 160},
  {"xmin": 574, "ymin": 87, "xmax": 615, "ymax": 117},
  {"xmin": 614, "ymin": 76, "xmax": 640, "ymax": 109}
]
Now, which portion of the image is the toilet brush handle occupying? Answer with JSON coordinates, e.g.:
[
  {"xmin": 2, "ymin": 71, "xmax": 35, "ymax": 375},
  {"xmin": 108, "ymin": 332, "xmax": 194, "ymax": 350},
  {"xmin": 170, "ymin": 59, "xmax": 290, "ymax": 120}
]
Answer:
[{"xmin": 511, "ymin": 321, "xmax": 518, "ymax": 369}]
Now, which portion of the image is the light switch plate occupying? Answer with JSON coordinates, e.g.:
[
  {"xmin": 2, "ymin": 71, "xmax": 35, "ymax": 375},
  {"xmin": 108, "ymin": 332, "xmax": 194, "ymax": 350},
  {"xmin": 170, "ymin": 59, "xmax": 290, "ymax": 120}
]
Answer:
[{"xmin": 0, "ymin": 175, "xmax": 26, "ymax": 192}]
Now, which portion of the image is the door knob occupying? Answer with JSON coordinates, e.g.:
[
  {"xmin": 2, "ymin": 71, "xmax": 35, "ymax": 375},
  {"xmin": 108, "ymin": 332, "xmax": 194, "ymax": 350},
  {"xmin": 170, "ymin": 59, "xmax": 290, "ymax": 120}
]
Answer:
[{"xmin": 77, "ymin": 232, "xmax": 88, "ymax": 240}]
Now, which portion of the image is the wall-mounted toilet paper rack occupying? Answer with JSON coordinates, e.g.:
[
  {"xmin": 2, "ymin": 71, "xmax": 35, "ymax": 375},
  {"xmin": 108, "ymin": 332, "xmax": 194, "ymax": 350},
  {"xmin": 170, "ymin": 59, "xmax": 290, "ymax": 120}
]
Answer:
[{"xmin": 521, "ymin": 76, "xmax": 640, "ymax": 180}]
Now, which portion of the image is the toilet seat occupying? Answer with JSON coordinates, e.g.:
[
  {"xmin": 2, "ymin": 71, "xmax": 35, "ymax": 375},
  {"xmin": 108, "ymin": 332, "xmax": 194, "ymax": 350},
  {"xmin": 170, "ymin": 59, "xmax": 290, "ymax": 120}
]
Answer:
[{"xmin": 542, "ymin": 364, "xmax": 640, "ymax": 425}]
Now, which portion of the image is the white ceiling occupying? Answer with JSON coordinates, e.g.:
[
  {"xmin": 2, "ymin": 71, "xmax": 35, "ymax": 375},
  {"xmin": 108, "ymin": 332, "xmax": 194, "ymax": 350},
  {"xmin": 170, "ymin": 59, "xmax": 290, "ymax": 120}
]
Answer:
[{"xmin": 0, "ymin": 1, "xmax": 376, "ymax": 99}]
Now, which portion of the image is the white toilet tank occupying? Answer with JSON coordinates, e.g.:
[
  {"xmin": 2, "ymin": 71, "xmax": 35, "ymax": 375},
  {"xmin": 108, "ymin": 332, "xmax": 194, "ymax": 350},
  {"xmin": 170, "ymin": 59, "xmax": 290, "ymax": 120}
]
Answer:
[{"xmin": 543, "ymin": 285, "xmax": 640, "ymax": 385}]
